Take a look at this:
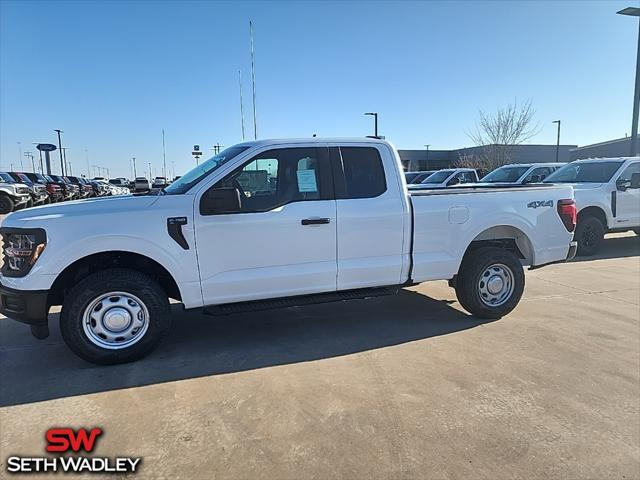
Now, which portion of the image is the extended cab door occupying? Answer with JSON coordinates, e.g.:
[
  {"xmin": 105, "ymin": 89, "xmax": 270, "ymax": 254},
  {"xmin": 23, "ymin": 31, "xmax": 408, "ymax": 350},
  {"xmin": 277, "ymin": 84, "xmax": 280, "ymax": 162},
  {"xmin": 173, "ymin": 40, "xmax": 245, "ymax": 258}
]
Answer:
[
  {"xmin": 195, "ymin": 146, "xmax": 337, "ymax": 305},
  {"xmin": 615, "ymin": 161, "xmax": 640, "ymax": 227},
  {"xmin": 331, "ymin": 144, "xmax": 408, "ymax": 290}
]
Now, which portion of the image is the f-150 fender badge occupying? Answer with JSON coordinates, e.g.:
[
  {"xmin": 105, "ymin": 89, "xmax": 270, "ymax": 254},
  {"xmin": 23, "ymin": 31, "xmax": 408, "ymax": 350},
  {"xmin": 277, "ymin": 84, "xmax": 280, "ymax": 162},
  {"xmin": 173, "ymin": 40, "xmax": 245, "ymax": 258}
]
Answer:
[
  {"xmin": 527, "ymin": 200, "xmax": 553, "ymax": 209},
  {"xmin": 167, "ymin": 217, "xmax": 189, "ymax": 250}
]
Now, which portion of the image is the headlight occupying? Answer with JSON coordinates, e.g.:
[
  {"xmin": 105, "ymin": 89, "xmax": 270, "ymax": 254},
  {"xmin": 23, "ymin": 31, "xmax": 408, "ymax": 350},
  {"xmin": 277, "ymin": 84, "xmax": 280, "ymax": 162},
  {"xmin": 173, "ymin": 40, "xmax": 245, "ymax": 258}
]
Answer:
[{"xmin": 0, "ymin": 228, "xmax": 47, "ymax": 277}]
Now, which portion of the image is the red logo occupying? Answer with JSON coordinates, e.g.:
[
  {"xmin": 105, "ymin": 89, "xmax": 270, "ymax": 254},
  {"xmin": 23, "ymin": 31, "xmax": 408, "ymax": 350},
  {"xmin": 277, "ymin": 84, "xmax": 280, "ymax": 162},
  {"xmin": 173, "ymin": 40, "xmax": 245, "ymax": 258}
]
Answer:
[{"xmin": 46, "ymin": 428, "xmax": 103, "ymax": 453}]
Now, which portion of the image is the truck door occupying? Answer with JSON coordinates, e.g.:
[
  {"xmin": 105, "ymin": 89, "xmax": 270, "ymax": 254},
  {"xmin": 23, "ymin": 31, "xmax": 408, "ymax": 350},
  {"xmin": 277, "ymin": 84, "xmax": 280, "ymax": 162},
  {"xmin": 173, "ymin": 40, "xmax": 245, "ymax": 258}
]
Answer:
[
  {"xmin": 332, "ymin": 145, "xmax": 406, "ymax": 290},
  {"xmin": 195, "ymin": 146, "xmax": 337, "ymax": 305},
  {"xmin": 615, "ymin": 162, "xmax": 640, "ymax": 227}
]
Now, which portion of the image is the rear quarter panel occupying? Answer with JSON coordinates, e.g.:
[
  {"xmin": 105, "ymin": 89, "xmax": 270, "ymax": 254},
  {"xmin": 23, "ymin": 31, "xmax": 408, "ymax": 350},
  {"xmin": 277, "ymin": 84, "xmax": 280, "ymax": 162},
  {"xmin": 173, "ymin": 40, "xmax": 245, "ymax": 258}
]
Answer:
[{"xmin": 410, "ymin": 185, "xmax": 574, "ymax": 282}]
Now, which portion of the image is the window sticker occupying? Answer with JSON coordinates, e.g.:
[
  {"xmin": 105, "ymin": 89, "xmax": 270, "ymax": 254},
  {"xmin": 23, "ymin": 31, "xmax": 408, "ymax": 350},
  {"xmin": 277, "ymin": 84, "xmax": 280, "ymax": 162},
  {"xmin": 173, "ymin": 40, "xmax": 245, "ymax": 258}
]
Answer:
[{"xmin": 297, "ymin": 169, "xmax": 318, "ymax": 192}]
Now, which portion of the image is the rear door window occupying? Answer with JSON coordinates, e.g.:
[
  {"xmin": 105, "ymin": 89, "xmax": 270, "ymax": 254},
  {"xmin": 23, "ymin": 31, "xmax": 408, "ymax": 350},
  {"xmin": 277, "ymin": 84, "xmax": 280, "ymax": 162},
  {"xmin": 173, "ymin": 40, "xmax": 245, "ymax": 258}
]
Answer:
[{"xmin": 339, "ymin": 147, "xmax": 386, "ymax": 199}]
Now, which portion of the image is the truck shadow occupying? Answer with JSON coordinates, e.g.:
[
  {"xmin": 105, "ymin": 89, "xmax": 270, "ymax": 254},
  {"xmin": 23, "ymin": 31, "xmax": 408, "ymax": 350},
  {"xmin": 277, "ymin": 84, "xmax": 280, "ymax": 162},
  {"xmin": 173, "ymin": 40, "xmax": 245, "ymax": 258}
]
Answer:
[
  {"xmin": 0, "ymin": 290, "xmax": 490, "ymax": 407},
  {"xmin": 570, "ymin": 234, "xmax": 640, "ymax": 263}
]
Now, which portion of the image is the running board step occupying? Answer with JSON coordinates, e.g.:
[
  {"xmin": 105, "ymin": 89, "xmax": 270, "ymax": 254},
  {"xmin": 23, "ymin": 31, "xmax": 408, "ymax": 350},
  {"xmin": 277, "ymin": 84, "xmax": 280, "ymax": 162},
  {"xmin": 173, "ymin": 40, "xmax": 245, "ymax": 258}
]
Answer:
[{"xmin": 204, "ymin": 286, "xmax": 399, "ymax": 316}]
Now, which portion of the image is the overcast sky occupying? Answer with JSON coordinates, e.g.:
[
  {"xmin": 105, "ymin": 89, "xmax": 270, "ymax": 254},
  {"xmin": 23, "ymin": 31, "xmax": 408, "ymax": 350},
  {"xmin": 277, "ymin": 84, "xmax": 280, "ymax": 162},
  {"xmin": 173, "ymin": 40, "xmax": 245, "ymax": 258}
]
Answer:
[{"xmin": 1, "ymin": 0, "xmax": 636, "ymax": 177}]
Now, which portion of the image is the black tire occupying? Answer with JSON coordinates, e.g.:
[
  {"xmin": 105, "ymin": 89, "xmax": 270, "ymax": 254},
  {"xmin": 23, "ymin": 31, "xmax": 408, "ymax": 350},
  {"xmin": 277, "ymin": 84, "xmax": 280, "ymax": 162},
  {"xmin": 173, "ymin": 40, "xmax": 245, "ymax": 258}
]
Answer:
[
  {"xmin": 454, "ymin": 246, "xmax": 525, "ymax": 319},
  {"xmin": 26, "ymin": 199, "xmax": 34, "ymax": 209},
  {"xmin": 60, "ymin": 268, "xmax": 171, "ymax": 365},
  {"xmin": 633, "ymin": 228, "xmax": 640, "ymax": 236},
  {"xmin": 0, "ymin": 195, "xmax": 14, "ymax": 214},
  {"xmin": 575, "ymin": 215, "xmax": 605, "ymax": 256}
]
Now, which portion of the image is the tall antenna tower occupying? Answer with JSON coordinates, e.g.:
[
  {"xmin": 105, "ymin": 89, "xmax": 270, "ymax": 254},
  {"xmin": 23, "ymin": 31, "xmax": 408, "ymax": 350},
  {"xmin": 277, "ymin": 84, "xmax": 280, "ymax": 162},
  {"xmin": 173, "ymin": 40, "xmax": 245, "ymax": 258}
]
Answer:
[
  {"xmin": 250, "ymin": 20, "xmax": 257, "ymax": 140},
  {"xmin": 239, "ymin": 70, "xmax": 246, "ymax": 141}
]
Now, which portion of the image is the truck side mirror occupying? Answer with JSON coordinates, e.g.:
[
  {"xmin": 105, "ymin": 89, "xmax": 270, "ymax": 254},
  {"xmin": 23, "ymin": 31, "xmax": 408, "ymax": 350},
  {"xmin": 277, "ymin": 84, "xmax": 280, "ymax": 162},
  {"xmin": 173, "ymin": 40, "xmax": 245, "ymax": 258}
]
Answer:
[
  {"xmin": 200, "ymin": 187, "xmax": 242, "ymax": 215},
  {"xmin": 616, "ymin": 178, "xmax": 631, "ymax": 191},
  {"xmin": 631, "ymin": 172, "xmax": 640, "ymax": 189}
]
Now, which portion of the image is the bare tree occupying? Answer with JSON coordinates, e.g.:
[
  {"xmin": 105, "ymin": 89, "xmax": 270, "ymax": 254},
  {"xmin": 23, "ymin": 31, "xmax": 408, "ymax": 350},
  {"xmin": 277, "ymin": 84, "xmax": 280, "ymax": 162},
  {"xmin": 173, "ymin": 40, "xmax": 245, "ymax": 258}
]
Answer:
[{"xmin": 456, "ymin": 99, "xmax": 541, "ymax": 171}]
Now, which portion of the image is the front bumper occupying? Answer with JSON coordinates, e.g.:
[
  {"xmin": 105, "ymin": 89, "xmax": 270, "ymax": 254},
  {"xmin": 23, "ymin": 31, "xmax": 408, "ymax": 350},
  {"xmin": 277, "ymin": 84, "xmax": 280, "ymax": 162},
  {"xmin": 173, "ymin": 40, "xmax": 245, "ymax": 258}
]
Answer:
[
  {"xmin": 0, "ymin": 282, "xmax": 49, "ymax": 327},
  {"xmin": 14, "ymin": 195, "xmax": 30, "ymax": 206}
]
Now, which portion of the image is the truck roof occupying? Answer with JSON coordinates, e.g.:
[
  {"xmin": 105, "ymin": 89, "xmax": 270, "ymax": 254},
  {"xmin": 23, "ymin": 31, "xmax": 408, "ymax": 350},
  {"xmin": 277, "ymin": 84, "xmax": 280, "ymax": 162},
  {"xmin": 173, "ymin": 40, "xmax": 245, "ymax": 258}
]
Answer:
[
  {"xmin": 571, "ymin": 157, "xmax": 638, "ymax": 163},
  {"xmin": 234, "ymin": 137, "xmax": 392, "ymax": 148}
]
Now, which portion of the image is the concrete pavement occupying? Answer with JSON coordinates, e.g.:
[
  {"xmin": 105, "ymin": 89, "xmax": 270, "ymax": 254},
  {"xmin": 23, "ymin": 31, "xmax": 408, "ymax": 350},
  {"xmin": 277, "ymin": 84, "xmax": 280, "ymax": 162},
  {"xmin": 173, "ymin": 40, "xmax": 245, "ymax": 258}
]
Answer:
[{"xmin": 0, "ymin": 233, "xmax": 638, "ymax": 479}]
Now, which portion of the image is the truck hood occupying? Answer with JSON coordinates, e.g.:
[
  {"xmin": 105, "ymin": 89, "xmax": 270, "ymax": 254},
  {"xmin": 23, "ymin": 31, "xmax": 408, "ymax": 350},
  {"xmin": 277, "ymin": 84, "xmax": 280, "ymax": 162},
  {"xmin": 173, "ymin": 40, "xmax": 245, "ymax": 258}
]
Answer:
[{"xmin": 1, "ymin": 195, "xmax": 159, "ymax": 227}]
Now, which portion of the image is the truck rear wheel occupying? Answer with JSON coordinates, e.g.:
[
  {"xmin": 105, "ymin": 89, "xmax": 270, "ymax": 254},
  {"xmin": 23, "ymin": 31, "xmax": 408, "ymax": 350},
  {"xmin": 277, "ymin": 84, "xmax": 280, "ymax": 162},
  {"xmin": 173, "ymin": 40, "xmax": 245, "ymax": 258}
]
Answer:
[
  {"xmin": 60, "ymin": 268, "xmax": 171, "ymax": 365},
  {"xmin": 575, "ymin": 215, "xmax": 604, "ymax": 256},
  {"xmin": 454, "ymin": 246, "xmax": 525, "ymax": 319},
  {"xmin": 0, "ymin": 195, "xmax": 14, "ymax": 214}
]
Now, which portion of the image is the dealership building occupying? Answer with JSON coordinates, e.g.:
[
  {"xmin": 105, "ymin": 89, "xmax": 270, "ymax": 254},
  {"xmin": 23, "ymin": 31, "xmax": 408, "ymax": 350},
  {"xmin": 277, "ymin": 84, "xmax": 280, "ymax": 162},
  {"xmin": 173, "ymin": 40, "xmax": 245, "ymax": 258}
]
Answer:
[
  {"xmin": 398, "ymin": 144, "xmax": 576, "ymax": 171},
  {"xmin": 398, "ymin": 135, "xmax": 638, "ymax": 171}
]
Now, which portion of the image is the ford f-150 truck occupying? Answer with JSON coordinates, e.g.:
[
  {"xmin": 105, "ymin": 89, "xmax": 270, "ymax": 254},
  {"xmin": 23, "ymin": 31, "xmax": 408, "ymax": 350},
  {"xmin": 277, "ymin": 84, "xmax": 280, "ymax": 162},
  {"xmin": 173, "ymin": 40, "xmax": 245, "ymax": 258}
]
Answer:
[
  {"xmin": 543, "ymin": 157, "xmax": 640, "ymax": 255},
  {"xmin": 0, "ymin": 138, "xmax": 577, "ymax": 364}
]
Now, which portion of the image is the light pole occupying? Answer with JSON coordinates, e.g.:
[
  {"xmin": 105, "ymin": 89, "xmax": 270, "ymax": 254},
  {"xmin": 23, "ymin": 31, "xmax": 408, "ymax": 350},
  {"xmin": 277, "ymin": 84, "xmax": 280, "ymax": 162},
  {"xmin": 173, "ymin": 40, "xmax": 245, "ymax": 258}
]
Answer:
[
  {"xmin": 618, "ymin": 7, "xmax": 640, "ymax": 156},
  {"xmin": 62, "ymin": 147, "xmax": 70, "ymax": 175},
  {"xmin": 24, "ymin": 151, "xmax": 35, "ymax": 172},
  {"xmin": 424, "ymin": 144, "xmax": 430, "ymax": 170},
  {"xmin": 132, "ymin": 157, "xmax": 137, "ymax": 178},
  {"xmin": 33, "ymin": 143, "xmax": 43, "ymax": 173},
  {"xmin": 54, "ymin": 129, "xmax": 64, "ymax": 175},
  {"xmin": 17, "ymin": 142, "xmax": 23, "ymax": 170},
  {"xmin": 552, "ymin": 120, "xmax": 561, "ymax": 162},
  {"xmin": 364, "ymin": 112, "xmax": 378, "ymax": 137}
]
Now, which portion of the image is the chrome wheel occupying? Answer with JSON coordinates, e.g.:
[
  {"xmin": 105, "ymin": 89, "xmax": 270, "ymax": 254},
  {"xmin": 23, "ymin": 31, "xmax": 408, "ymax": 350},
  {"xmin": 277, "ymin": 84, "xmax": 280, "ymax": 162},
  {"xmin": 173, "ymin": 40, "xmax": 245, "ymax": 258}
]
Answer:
[
  {"xmin": 82, "ymin": 291, "xmax": 149, "ymax": 349},
  {"xmin": 478, "ymin": 263, "xmax": 514, "ymax": 307}
]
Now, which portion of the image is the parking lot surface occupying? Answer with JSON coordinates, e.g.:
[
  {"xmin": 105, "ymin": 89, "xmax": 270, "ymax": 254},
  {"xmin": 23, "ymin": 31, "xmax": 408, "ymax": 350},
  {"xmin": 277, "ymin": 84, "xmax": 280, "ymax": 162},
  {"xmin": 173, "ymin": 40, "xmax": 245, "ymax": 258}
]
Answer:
[{"xmin": 0, "ymin": 233, "xmax": 638, "ymax": 479}]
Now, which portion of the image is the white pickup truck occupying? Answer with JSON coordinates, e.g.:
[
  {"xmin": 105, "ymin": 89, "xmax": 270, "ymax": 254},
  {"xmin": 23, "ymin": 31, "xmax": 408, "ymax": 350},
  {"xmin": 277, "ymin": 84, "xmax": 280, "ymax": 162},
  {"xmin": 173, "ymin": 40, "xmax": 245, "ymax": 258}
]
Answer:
[
  {"xmin": 0, "ymin": 138, "xmax": 577, "ymax": 364},
  {"xmin": 543, "ymin": 157, "xmax": 640, "ymax": 255}
]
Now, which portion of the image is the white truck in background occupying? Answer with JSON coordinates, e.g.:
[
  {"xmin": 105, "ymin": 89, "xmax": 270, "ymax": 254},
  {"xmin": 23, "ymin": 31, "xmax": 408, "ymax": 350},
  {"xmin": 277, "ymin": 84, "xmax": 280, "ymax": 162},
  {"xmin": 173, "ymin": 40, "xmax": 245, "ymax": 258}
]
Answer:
[
  {"xmin": 0, "ymin": 138, "xmax": 576, "ymax": 364},
  {"xmin": 543, "ymin": 157, "xmax": 640, "ymax": 255}
]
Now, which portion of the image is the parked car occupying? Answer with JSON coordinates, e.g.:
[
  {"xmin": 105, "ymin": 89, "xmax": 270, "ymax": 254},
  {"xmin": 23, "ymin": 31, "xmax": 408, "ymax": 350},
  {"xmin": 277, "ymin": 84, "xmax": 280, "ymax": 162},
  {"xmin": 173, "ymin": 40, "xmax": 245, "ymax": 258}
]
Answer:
[
  {"xmin": 152, "ymin": 176, "xmax": 168, "ymax": 189},
  {"xmin": 66, "ymin": 176, "xmax": 95, "ymax": 198},
  {"xmin": 0, "ymin": 172, "xmax": 30, "ymax": 214},
  {"xmin": 89, "ymin": 180, "xmax": 110, "ymax": 197},
  {"xmin": 544, "ymin": 157, "xmax": 640, "ymax": 255},
  {"xmin": 408, "ymin": 168, "xmax": 479, "ymax": 189},
  {"xmin": 8, "ymin": 172, "xmax": 50, "ymax": 207},
  {"xmin": 480, "ymin": 163, "xmax": 565, "ymax": 185},
  {"xmin": 20, "ymin": 172, "xmax": 64, "ymax": 203},
  {"xmin": 0, "ymin": 138, "xmax": 577, "ymax": 364},
  {"xmin": 109, "ymin": 178, "xmax": 130, "ymax": 189},
  {"xmin": 134, "ymin": 177, "xmax": 150, "ymax": 192},
  {"xmin": 405, "ymin": 170, "xmax": 436, "ymax": 185},
  {"xmin": 48, "ymin": 175, "xmax": 76, "ymax": 200}
]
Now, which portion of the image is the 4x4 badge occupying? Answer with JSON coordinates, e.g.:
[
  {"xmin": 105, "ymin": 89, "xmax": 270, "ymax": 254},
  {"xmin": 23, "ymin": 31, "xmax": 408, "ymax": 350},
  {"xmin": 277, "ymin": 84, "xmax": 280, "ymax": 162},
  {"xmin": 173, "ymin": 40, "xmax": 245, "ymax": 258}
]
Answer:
[{"xmin": 527, "ymin": 200, "xmax": 553, "ymax": 209}]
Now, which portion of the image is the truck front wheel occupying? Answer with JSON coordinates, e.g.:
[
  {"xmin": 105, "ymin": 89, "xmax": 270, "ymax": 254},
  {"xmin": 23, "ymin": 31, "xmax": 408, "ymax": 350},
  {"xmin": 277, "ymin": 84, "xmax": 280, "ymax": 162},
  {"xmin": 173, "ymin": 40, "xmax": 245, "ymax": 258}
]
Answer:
[
  {"xmin": 60, "ymin": 268, "xmax": 172, "ymax": 365},
  {"xmin": 454, "ymin": 247, "xmax": 525, "ymax": 319},
  {"xmin": 575, "ymin": 215, "xmax": 604, "ymax": 256},
  {"xmin": 0, "ymin": 195, "xmax": 14, "ymax": 214}
]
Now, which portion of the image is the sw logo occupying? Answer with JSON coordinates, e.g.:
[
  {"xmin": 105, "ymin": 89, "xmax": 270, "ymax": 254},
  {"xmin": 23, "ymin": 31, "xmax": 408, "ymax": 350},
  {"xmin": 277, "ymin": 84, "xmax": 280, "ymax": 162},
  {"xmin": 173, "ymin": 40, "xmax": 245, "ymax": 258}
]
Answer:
[
  {"xmin": 6, "ymin": 427, "xmax": 142, "ymax": 474},
  {"xmin": 527, "ymin": 200, "xmax": 554, "ymax": 209},
  {"xmin": 46, "ymin": 427, "xmax": 103, "ymax": 453}
]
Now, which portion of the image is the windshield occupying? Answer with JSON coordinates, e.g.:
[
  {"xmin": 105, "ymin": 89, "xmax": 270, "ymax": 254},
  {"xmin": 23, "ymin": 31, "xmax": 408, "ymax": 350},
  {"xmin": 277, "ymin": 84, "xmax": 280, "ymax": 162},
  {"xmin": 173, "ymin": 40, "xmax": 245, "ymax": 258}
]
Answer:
[
  {"xmin": 164, "ymin": 145, "xmax": 251, "ymax": 194},
  {"xmin": 544, "ymin": 161, "xmax": 623, "ymax": 183},
  {"xmin": 481, "ymin": 166, "xmax": 530, "ymax": 183},
  {"xmin": 422, "ymin": 170, "xmax": 454, "ymax": 184},
  {"xmin": 0, "ymin": 172, "xmax": 14, "ymax": 183}
]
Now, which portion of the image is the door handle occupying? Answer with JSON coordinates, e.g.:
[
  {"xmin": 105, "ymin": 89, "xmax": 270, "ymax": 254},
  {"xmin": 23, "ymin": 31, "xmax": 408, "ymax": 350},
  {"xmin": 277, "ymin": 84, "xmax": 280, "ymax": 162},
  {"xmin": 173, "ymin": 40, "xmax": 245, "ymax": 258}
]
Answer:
[{"xmin": 301, "ymin": 217, "xmax": 330, "ymax": 225}]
